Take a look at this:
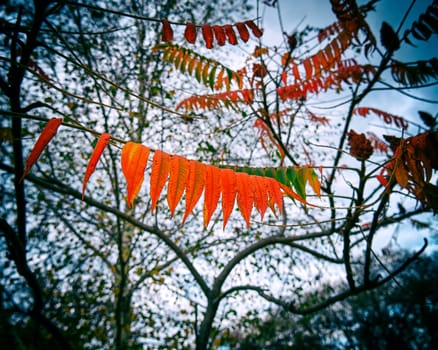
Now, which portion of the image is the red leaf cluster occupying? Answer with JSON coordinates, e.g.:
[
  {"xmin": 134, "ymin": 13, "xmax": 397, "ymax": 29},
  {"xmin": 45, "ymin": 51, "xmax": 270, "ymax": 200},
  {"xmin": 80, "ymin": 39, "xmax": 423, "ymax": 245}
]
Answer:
[
  {"xmin": 347, "ymin": 129, "xmax": 373, "ymax": 161},
  {"xmin": 161, "ymin": 20, "xmax": 263, "ymax": 48},
  {"xmin": 384, "ymin": 131, "xmax": 438, "ymax": 211},
  {"xmin": 354, "ymin": 107, "xmax": 408, "ymax": 129},
  {"xmin": 176, "ymin": 89, "xmax": 254, "ymax": 111}
]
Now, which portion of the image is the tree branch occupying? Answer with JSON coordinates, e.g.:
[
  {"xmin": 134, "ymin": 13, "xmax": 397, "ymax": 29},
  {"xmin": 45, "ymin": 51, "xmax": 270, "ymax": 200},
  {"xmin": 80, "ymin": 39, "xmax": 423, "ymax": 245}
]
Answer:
[{"xmin": 288, "ymin": 238, "xmax": 427, "ymax": 315}]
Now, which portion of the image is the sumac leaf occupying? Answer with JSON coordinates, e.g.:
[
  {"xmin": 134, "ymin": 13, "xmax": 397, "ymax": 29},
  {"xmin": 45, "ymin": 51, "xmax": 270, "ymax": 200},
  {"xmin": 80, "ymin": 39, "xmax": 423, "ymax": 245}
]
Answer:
[
  {"xmin": 202, "ymin": 24, "xmax": 214, "ymax": 49},
  {"xmin": 82, "ymin": 133, "xmax": 111, "ymax": 200},
  {"xmin": 204, "ymin": 165, "xmax": 221, "ymax": 227},
  {"xmin": 244, "ymin": 20, "xmax": 263, "ymax": 38},
  {"xmin": 161, "ymin": 19, "xmax": 173, "ymax": 42},
  {"xmin": 220, "ymin": 168, "xmax": 237, "ymax": 228},
  {"xmin": 212, "ymin": 25, "xmax": 226, "ymax": 46},
  {"xmin": 184, "ymin": 22, "xmax": 197, "ymax": 44},
  {"xmin": 223, "ymin": 24, "xmax": 238, "ymax": 45},
  {"xmin": 150, "ymin": 150, "xmax": 171, "ymax": 212},
  {"xmin": 167, "ymin": 155, "xmax": 190, "ymax": 216},
  {"xmin": 183, "ymin": 160, "xmax": 206, "ymax": 224},
  {"xmin": 121, "ymin": 142, "xmax": 150, "ymax": 207},
  {"xmin": 235, "ymin": 22, "xmax": 250, "ymax": 42},
  {"xmin": 20, "ymin": 117, "xmax": 63, "ymax": 182},
  {"xmin": 236, "ymin": 172, "xmax": 254, "ymax": 227}
]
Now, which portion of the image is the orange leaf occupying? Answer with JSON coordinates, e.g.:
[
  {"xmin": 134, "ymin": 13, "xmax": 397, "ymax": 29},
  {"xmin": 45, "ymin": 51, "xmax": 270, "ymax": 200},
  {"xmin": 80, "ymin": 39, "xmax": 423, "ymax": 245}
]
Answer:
[
  {"xmin": 150, "ymin": 150, "xmax": 171, "ymax": 212},
  {"xmin": 184, "ymin": 22, "xmax": 197, "ymax": 44},
  {"xmin": 212, "ymin": 25, "xmax": 226, "ymax": 46},
  {"xmin": 235, "ymin": 22, "xmax": 250, "ymax": 42},
  {"xmin": 202, "ymin": 24, "xmax": 214, "ymax": 49},
  {"xmin": 303, "ymin": 58, "xmax": 313, "ymax": 80},
  {"xmin": 394, "ymin": 162, "xmax": 409, "ymax": 188},
  {"xmin": 292, "ymin": 63, "xmax": 301, "ymax": 81},
  {"xmin": 121, "ymin": 142, "xmax": 150, "ymax": 207},
  {"xmin": 265, "ymin": 177, "xmax": 283, "ymax": 214},
  {"xmin": 167, "ymin": 155, "xmax": 190, "ymax": 216},
  {"xmin": 244, "ymin": 20, "xmax": 263, "ymax": 38},
  {"xmin": 278, "ymin": 183, "xmax": 309, "ymax": 206},
  {"xmin": 311, "ymin": 54, "xmax": 322, "ymax": 77},
  {"xmin": 188, "ymin": 56, "xmax": 197, "ymax": 75},
  {"xmin": 220, "ymin": 168, "xmax": 237, "ymax": 228},
  {"xmin": 318, "ymin": 50, "xmax": 329, "ymax": 70},
  {"xmin": 182, "ymin": 160, "xmax": 206, "ymax": 224},
  {"xmin": 82, "ymin": 133, "xmax": 111, "ymax": 200},
  {"xmin": 251, "ymin": 175, "xmax": 268, "ymax": 220},
  {"xmin": 204, "ymin": 165, "xmax": 221, "ymax": 227},
  {"xmin": 305, "ymin": 166, "xmax": 321, "ymax": 196},
  {"xmin": 161, "ymin": 19, "xmax": 173, "ymax": 42},
  {"xmin": 20, "ymin": 117, "xmax": 63, "ymax": 182},
  {"xmin": 236, "ymin": 172, "xmax": 253, "ymax": 227},
  {"xmin": 224, "ymin": 24, "xmax": 238, "ymax": 45},
  {"xmin": 215, "ymin": 69, "xmax": 225, "ymax": 90}
]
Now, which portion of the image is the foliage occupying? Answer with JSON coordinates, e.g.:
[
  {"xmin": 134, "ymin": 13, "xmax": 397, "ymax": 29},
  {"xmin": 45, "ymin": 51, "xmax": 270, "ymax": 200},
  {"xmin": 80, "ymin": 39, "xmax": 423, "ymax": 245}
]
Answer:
[{"xmin": 224, "ymin": 252, "xmax": 438, "ymax": 349}]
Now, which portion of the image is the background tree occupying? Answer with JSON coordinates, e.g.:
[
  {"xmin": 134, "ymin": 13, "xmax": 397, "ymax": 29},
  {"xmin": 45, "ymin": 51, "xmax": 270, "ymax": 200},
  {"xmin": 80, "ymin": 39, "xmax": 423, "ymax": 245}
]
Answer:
[
  {"xmin": 223, "ymin": 251, "xmax": 437, "ymax": 349},
  {"xmin": 1, "ymin": 0, "xmax": 437, "ymax": 349}
]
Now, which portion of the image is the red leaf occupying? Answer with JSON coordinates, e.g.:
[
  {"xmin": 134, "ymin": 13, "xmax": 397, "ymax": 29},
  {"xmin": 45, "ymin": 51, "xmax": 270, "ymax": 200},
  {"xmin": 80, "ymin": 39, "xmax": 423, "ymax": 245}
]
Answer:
[
  {"xmin": 376, "ymin": 173, "xmax": 388, "ymax": 187},
  {"xmin": 204, "ymin": 165, "xmax": 221, "ymax": 227},
  {"xmin": 183, "ymin": 160, "xmax": 206, "ymax": 224},
  {"xmin": 82, "ymin": 133, "xmax": 111, "ymax": 200},
  {"xmin": 244, "ymin": 20, "xmax": 263, "ymax": 38},
  {"xmin": 292, "ymin": 63, "xmax": 301, "ymax": 81},
  {"xmin": 121, "ymin": 142, "xmax": 150, "ymax": 207},
  {"xmin": 212, "ymin": 25, "xmax": 226, "ymax": 46},
  {"xmin": 235, "ymin": 22, "xmax": 250, "ymax": 42},
  {"xmin": 202, "ymin": 24, "xmax": 214, "ymax": 49},
  {"xmin": 223, "ymin": 24, "xmax": 238, "ymax": 45},
  {"xmin": 281, "ymin": 71, "xmax": 287, "ymax": 85},
  {"xmin": 150, "ymin": 150, "xmax": 171, "ymax": 212},
  {"xmin": 167, "ymin": 155, "xmax": 190, "ymax": 216},
  {"xmin": 184, "ymin": 22, "xmax": 197, "ymax": 44},
  {"xmin": 161, "ymin": 19, "xmax": 173, "ymax": 42},
  {"xmin": 20, "ymin": 117, "xmax": 63, "ymax": 182}
]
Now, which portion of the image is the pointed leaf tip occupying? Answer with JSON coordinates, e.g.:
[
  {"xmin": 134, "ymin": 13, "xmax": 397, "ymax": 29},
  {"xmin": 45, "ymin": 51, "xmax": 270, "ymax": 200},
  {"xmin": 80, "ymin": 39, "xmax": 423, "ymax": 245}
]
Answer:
[
  {"xmin": 82, "ymin": 133, "xmax": 111, "ymax": 200},
  {"xmin": 20, "ymin": 117, "xmax": 63, "ymax": 182},
  {"xmin": 167, "ymin": 155, "xmax": 190, "ymax": 216},
  {"xmin": 121, "ymin": 142, "xmax": 150, "ymax": 207},
  {"xmin": 220, "ymin": 168, "xmax": 237, "ymax": 229},
  {"xmin": 203, "ymin": 165, "xmax": 221, "ymax": 227},
  {"xmin": 202, "ymin": 24, "xmax": 214, "ymax": 49},
  {"xmin": 150, "ymin": 150, "xmax": 171, "ymax": 212},
  {"xmin": 182, "ymin": 160, "xmax": 206, "ymax": 224},
  {"xmin": 236, "ymin": 172, "xmax": 253, "ymax": 227}
]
